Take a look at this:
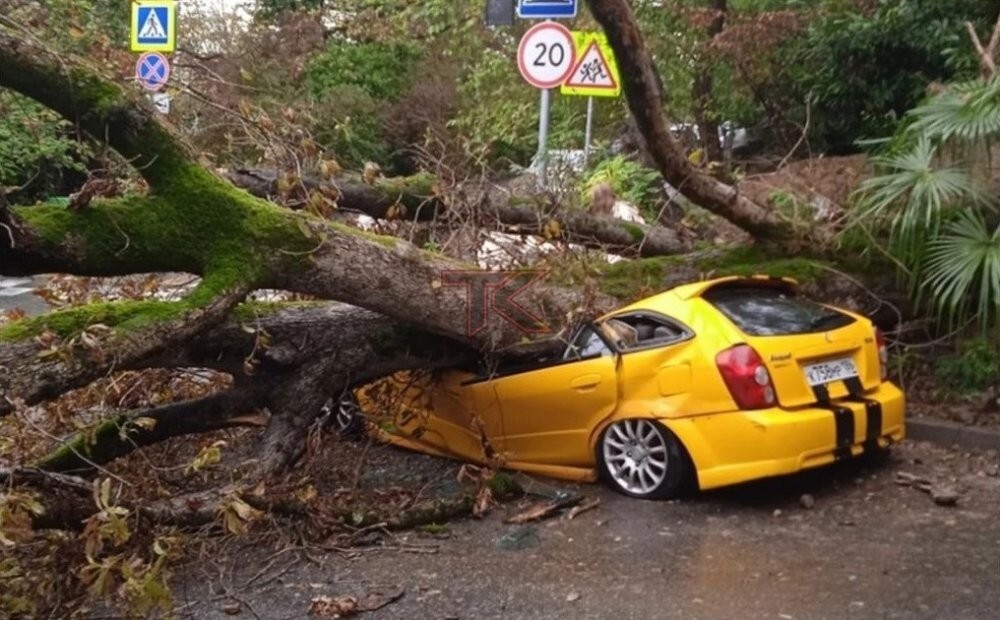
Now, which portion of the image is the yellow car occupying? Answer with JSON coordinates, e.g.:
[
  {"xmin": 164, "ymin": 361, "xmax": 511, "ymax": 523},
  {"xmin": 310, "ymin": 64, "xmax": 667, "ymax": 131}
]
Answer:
[{"xmin": 332, "ymin": 276, "xmax": 905, "ymax": 499}]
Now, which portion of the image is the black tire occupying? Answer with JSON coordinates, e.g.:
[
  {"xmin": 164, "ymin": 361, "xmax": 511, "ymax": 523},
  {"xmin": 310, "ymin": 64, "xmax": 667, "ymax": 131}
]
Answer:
[
  {"xmin": 322, "ymin": 392, "xmax": 365, "ymax": 440},
  {"xmin": 597, "ymin": 419, "xmax": 688, "ymax": 500}
]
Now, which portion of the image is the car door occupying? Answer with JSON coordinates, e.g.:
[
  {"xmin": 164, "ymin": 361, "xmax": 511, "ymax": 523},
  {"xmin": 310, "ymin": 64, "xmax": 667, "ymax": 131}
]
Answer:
[
  {"xmin": 605, "ymin": 311, "xmax": 701, "ymax": 419},
  {"xmin": 403, "ymin": 370, "xmax": 506, "ymax": 465},
  {"xmin": 490, "ymin": 326, "xmax": 619, "ymax": 467}
]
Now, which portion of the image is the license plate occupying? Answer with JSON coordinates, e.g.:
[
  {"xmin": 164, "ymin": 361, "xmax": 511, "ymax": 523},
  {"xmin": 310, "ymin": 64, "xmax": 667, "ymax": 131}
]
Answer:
[{"xmin": 804, "ymin": 358, "xmax": 859, "ymax": 386}]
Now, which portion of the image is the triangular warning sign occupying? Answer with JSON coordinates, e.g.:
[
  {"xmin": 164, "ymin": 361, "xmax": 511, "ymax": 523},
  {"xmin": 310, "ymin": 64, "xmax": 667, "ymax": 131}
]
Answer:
[
  {"xmin": 564, "ymin": 42, "xmax": 618, "ymax": 90},
  {"xmin": 139, "ymin": 10, "xmax": 167, "ymax": 40}
]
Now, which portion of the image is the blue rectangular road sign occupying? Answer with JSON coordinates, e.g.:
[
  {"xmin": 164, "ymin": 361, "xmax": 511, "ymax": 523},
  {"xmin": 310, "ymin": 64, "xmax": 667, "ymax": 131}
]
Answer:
[
  {"xmin": 136, "ymin": 6, "xmax": 169, "ymax": 45},
  {"xmin": 517, "ymin": 0, "xmax": 578, "ymax": 19}
]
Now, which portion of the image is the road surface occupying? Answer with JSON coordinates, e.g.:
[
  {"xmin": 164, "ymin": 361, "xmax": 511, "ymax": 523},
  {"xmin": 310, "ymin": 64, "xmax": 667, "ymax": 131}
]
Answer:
[
  {"xmin": 0, "ymin": 275, "xmax": 48, "ymax": 316},
  {"xmin": 168, "ymin": 440, "xmax": 1000, "ymax": 620}
]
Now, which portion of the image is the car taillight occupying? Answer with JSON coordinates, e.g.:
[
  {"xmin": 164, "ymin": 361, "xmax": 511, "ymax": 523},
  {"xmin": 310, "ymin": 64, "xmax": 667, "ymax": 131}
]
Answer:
[
  {"xmin": 716, "ymin": 344, "xmax": 776, "ymax": 410},
  {"xmin": 876, "ymin": 328, "xmax": 889, "ymax": 380}
]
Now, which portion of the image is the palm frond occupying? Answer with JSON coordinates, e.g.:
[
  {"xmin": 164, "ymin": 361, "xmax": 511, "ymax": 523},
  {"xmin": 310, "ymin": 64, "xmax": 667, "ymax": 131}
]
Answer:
[
  {"xmin": 922, "ymin": 209, "xmax": 1000, "ymax": 332},
  {"xmin": 907, "ymin": 78, "xmax": 1000, "ymax": 143},
  {"xmin": 855, "ymin": 138, "xmax": 981, "ymax": 256}
]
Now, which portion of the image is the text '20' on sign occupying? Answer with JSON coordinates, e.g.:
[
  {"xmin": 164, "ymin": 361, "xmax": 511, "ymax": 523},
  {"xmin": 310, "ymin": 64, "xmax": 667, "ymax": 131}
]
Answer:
[{"xmin": 517, "ymin": 22, "xmax": 576, "ymax": 89}]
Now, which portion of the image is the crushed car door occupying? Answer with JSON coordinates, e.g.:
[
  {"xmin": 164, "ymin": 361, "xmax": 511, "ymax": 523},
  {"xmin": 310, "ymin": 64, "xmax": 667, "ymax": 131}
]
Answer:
[{"xmin": 490, "ymin": 326, "xmax": 619, "ymax": 467}]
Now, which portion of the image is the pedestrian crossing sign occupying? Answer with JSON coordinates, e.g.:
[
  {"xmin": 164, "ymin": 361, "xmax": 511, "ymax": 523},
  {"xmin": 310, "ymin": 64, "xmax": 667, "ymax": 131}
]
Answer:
[{"xmin": 131, "ymin": 1, "xmax": 177, "ymax": 52}]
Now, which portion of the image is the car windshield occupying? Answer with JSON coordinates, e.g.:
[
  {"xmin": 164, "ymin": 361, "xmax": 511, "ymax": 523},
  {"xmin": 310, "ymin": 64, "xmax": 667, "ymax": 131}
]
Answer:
[
  {"xmin": 703, "ymin": 285, "xmax": 855, "ymax": 336},
  {"xmin": 563, "ymin": 326, "xmax": 612, "ymax": 360}
]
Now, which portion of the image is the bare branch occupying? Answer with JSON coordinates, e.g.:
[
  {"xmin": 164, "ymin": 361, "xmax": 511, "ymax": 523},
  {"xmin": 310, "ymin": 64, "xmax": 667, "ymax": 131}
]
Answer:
[{"xmin": 967, "ymin": 20, "xmax": 998, "ymax": 78}]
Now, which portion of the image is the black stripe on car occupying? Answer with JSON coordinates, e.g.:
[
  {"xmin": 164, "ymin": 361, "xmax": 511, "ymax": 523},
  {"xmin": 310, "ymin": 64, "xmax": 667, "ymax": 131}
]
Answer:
[
  {"xmin": 812, "ymin": 384, "xmax": 855, "ymax": 460},
  {"xmin": 843, "ymin": 376, "xmax": 883, "ymax": 453}
]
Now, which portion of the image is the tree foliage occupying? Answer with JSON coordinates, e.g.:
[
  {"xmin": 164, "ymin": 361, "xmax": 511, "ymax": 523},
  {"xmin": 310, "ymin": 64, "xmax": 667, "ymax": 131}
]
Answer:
[{"xmin": 786, "ymin": 0, "xmax": 996, "ymax": 152}]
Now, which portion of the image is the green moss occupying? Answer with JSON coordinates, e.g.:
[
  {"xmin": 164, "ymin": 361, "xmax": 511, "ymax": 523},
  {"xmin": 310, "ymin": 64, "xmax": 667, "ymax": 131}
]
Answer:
[
  {"xmin": 486, "ymin": 473, "xmax": 521, "ymax": 497},
  {"xmin": 599, "ymin": 256, "xmax": 686, "ymax": 299},
  {"xmin": 0, "ymin": 270, "xmax": 250, "ymax": 343},
  {"xmin": 329, "ymin": 220, "xmax": 398, "ymax": 248},
  {"xmin": 33, "ymin": 412, "xmax": 130, "ymax": 472},
  {"xmin": 374, "ymin": 172, "xmax": 436, "ymax": 199},
  {"xmin": 704, "ymin": 257, "xmax": 826, "ymax": 283},
  {"xmin": 694, "ymin": 246, "xmax": 766, "ymax": 270},
  {"xmin": 693, "ymin": 247, "xmax": 826, "ymax": 283},
  {"xmin": 622, "ymin": 223, "xmax": 647, "ymax": 243},
  {"xmin": 0, "ymin": 300, "xmax": 181, "ymax": 341},
  {"xmin": 593, "ymin": 247, "xmax": 831, "ymax": 301}
]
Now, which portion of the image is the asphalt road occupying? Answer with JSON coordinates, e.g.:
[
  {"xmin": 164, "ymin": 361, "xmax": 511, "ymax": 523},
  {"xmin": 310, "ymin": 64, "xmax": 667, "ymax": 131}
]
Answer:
[
  {"xmin": 0, "ymin": 275, "xmax": 48, "ymax": 316},
  {"xmin": 169, "ymin": 440, "xmax": 1000, "ymax": 620}
]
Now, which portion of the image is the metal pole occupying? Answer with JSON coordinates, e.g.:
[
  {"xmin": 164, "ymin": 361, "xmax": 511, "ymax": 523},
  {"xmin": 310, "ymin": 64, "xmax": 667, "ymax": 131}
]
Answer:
[
  {"xmin": 584, "ymin": 96, "xmax": 595, "ymax": 166},
  {"xmin": 537, "ymin": 87, "xmax": 551, "ymax": 188}
]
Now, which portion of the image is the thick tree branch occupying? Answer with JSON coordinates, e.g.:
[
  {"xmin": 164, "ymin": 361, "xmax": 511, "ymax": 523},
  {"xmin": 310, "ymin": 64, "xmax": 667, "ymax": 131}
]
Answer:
[
  {"xmin": 586, "ymin": 0, "xmax": 801, "ymax": 244},
  {"xmin": 227, "ymin": 169, "xmax": 690, "ymax": 257},
  {"xmin": 0, "ymin": 277, "xmax": 249, "ymax": 406},
  {"xmin": 0, "ymin": 19, "xmax": 202, "ymax": 191},
  {"xmin": 34, "ymin": 390, "xmax": 267, "ymax": 473}
]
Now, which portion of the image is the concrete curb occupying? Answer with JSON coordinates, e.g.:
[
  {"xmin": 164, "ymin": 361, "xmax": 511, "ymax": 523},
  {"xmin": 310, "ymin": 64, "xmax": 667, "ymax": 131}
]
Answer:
[{"xmin": 906, "ymin": 416, "xmax": 1000, "ymax": 451}]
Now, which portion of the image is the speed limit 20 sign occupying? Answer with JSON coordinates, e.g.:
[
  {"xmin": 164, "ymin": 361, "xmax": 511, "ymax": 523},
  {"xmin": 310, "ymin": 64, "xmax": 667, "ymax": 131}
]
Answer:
[{"xmin": 517, "ymin": 21, "xmax": 576, "ymax": 89}]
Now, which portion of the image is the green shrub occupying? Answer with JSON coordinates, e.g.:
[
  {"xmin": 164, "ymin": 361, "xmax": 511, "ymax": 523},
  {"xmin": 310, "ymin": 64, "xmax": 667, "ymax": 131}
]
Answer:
[
  {"xmin": 786, "ymin": 0, "xmax": 995, "ymax": 152},
  {"xmin": 0, "ymin": 92, "xmax": 87, "ymax": 201},
  {"xmin": 935, "ymin": 338, "xmax": 1000, "ymax": 393},
  {"xmin": 580, "ymin": 155, "xmax": 662, "ymax": 219},
  {"xmin": 303, "ymin": 41, "xmax": 422, "ymax": 166},
  {"xmin": 305, "ymin": 41, "xmax": 421, "ymax": 102}
]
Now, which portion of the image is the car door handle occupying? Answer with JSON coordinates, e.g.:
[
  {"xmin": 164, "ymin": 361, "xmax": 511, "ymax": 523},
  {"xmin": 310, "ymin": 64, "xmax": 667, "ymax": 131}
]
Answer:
[{"xmin": 570, "ymin": 374, "xmax": 602, "ymax": 391}]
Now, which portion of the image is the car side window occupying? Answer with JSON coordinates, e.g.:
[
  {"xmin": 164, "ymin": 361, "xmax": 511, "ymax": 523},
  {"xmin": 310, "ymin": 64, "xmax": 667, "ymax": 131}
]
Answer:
[
  {"xmin": 563, "ymin": 326, "xmax": 612, "ymax": 360},
  {"xmin": 602, "ymin": 312, "xmax": 691, "ymax": 352}
]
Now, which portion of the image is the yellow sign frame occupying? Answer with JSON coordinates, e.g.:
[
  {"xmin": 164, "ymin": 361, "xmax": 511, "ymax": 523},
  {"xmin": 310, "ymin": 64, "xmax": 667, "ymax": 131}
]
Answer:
[
  {"xmin": 560, "ymin": 31, "xmax": 621, "ymax": 98},
  {"xmin": 130, "ymin": 1, "xmax": 177, "ymax": 53}
]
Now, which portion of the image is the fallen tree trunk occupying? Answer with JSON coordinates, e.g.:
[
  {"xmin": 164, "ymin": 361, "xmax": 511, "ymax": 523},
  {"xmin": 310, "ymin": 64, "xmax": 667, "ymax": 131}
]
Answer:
[
  {"xmin": 33, "ymin": 391, "xmax": 268, "ymax": 473},
  {"xmin": 0, "ymin": 28, "xmax": 608, "ymax": 354},
  {"xmin": 226, "ymin": 168, "xmax": 690, "ymax": 258}
]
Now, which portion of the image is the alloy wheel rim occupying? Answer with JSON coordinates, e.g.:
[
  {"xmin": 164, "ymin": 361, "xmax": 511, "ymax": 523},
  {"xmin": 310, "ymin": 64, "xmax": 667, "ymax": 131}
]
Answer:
[{"xmin": 603, "ymin": 420, "xmax": 668, "ymax": 495}]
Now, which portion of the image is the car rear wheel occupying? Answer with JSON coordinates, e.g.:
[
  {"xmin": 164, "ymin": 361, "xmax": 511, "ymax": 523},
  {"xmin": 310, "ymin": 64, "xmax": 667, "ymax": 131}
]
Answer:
[{"xmin": 598, "ymin": 419, "xmax": 686, "ymax": 499}]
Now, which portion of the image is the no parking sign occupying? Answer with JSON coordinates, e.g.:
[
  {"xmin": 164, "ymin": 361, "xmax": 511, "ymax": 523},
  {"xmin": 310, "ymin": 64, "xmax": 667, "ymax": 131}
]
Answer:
[{"xmin": 135, "ymin": 52, "xmax": 171, "ymax": 91}]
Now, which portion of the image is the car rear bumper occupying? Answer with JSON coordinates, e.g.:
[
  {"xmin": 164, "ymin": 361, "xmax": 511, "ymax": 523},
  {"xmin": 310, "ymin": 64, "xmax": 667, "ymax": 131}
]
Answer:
[{"xmin": 664, "ymin": 381, "xmax": 906, "ymax": 491}]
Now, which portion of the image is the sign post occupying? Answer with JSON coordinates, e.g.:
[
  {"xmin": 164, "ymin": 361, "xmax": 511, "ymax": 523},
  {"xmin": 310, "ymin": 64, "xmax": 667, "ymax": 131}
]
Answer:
[
  {"xmin": 584, "ymin": 96, "xmax": 595, "ymax": 164},
  {"xmin": 517, "ymin": 21, "xmax": 576, "ymax": 187}
]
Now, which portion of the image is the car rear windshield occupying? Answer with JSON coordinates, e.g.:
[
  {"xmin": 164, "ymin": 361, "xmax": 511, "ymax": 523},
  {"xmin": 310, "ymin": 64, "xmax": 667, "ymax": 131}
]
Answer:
[{"xmin": 703, "ymin": 285, "xmax": 856, "ymax": 336}]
